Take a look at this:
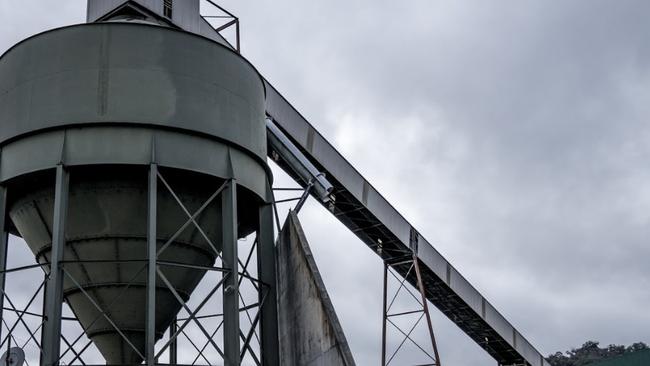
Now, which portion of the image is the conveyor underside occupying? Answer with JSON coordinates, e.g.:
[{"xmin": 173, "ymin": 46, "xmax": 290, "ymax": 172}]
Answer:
[{"xmin": 264, "ymin": 81, "xmax": 549, "ymax": 366}]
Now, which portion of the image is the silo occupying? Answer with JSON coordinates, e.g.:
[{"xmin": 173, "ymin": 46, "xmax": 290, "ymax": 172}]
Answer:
[{"xmin": 0, "ymin": 10, "xmax": 276, "ymax": 365}]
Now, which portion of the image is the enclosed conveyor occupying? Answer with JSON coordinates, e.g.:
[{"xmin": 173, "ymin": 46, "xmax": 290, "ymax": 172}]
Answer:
[{"xmin": 264, "ymin": 82, "xmax": 551, "ymax": 366}]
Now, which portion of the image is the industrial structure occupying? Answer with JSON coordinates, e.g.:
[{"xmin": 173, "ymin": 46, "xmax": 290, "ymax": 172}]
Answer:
[{"xmin": 0, "ymin": 1, "xmax": 551, "ymax": 365}]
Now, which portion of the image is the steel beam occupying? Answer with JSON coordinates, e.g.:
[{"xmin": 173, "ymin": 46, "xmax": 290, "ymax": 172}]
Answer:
[
  {"xmin": 169, "ymin": 319, "xmax": 178, "ymax": 365},
  {"xmin": 381, "ymin": 263, "xmax": 388, "ymax": 366},
  {"xmin": 381, "ymin": 256, "xmax": 441, "ymax": 366},
  {"xmin": 414, "ymin": 255, "xmax": 441, "ymax": 366},
  {"xmin": 257, "ymin": 203, "xmax": 279, "ymax": 366},
  {"xmin": 0, "ymin": 185, "xmax": 7, "ymax": 346},
  {"xmin": 42, "ymin": 165, "xmax": 69, "ymax": 366},
  {"xmin": 222, "ymin": 179, "xmax": 240, "ymax": 366},
  {"xmin": 146, "ymin": 163, "xmax": 158, "ymax": 365}
]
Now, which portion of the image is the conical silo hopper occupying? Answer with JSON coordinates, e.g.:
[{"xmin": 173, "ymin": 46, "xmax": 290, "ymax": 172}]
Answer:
[
  {"xmin": 9, "ymin": 168, "xmax": 255, "ymax": 364},
  {"xmin": 0, "ymin": 21, "xmax": 270, "ymax": 364}
]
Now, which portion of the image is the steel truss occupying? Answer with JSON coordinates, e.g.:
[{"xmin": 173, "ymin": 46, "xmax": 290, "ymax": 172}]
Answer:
[
  {"xmin": 0, "ymin": 164, "xmax": 280, "ymax": 366},
  {"xmin": 200, "ymin": 0, "xmax": 241, "ymax": 53},
  {"xmin": 271, "ymin": 179, "xmax": 442, "ymax": 366},
  {"xmin": 382, "ymin": 252, "xmax": 442, "ymax": 366}
]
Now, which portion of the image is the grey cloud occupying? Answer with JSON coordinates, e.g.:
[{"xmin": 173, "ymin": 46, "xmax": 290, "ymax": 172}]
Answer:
[{"xmin": 230, "ymin": 0, "xmax": 650, "ymax": 362}]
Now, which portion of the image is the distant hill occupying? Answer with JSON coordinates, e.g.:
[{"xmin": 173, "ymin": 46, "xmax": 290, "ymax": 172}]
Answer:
[
  {"xmin": 547, "ymin": 341, "xmax": 648, "ymax": 366},
  {"xmin": 588, "ymin": 349, "xmax": 650, "ymax": 366}
]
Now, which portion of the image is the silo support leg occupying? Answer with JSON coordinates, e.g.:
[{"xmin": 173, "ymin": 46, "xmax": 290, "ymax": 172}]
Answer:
[
  {"xmin": 257, "ymin": 203, "xmax": 279, "ymax": 366},
  {"xmin": 146, "ymin": 163, "xmax": 158, "ymax": 366},
  {"xmin": 222, "ymin": 179, "xmax": 241, "ymax": 366},
  {"xmin": 0, "ymin": 185, "xmax": 7, "ymax": 345},
  {"xmin": 169, "ymin": 320, "xmax": 178, "ymax": 364},
  {"xmin": 42, "ymin": 165, "xmax": 69, "ymax": 366}
]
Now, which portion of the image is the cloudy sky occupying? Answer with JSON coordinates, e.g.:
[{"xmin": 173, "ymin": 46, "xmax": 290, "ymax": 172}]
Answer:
[{"xmin": 1, "ymin": 1, "xmax": 649, "ymax": 365}]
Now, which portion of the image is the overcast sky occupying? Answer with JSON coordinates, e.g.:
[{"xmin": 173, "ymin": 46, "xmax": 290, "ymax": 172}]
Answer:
[{"xmin": 1, "ymin": 1, "xmax": 649, "ymax": 365}]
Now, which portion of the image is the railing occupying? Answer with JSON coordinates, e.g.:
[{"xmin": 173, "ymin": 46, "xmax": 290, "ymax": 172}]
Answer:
[{"xmin": 200, "ymin": 0, "xmax": 240, "ymax": 53}]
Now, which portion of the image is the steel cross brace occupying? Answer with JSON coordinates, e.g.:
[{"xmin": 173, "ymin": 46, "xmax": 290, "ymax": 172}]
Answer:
[
  {"xmin": 57, "ymin": 262, "xmax": 149, "ymax": 364},
  {"xmin": 0, "ymin": 164, "xmax": 280, "ymax": 366},
  {"xmin": 151, "ymin": 168, "xmax": 277, "ymax": 366},
  {"xmin": 148, "ymin": 166, "xmax": 235, "ymax": 365},
  {"xmin": 381, "ymin": 253, "xmax": 442, "ymax": 366},
  {"xmin": 0, "ymin": 280, "xmax": 45, "ymax": 350}
]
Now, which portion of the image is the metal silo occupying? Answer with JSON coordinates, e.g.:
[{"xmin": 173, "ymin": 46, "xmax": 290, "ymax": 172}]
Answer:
[{"xmin": 0, "ymin": 2, "xmax": 278, "ymax": 364}]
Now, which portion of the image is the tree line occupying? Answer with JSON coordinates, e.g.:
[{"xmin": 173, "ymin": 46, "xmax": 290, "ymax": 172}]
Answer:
[{"xmin": 547, "ymin": 341, "xmax": 648, "ymax": 366}]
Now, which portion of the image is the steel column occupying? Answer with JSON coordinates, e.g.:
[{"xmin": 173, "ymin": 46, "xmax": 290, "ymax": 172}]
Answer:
[
  {"xmin": 42, "ymin": 165, "xmax": 69, "ymax": 366},
  {"xmin": 257, "ymin": 203, "xmax": 279, "ymax": 366},
  {"xmin": 222, "ymin": 179, "xmax": 240, "ymax": 365},
  {"xmin": 381, "ymin": 262, "xmax": 388, "ymax": 366},
  {"xmin": 146, "ymin": 163, "xmax": 158, "ymax": 365},
  {"xmin": 414, "ymin": 254, "xmax": 441, "ymax": 366},
  {"xmin": 0, "ymin": 185, "xmax": 8, "ymax": 345},
  {"xmin": 381, "ymin": 255, "xmax": 441, "ymax": 366},
  {"xmin": 169, "ymin": 319, "xmax": 178, "ymax": 364}
]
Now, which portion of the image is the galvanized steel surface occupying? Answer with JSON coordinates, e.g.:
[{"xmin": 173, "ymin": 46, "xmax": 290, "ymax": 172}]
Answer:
[{"xmin": 0, "ymin": 22, "xmax": 266, "ymax": 161}]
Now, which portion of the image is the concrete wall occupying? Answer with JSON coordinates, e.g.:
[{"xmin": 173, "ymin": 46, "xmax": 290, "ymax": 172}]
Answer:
[{"xmin": 276, "ymin": 212, "xmax": 356, "ymax": 366}]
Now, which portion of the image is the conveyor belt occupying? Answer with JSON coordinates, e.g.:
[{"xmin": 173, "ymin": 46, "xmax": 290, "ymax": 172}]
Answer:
[{"xmin": 264, "ymin": 80, "xmax": 550, "ymax": 366}]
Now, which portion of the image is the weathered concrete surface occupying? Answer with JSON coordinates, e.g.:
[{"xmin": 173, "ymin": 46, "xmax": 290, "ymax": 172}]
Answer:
[{"xmin": 276, "ymin": 211, "xmax": 356, "ymax": 366}]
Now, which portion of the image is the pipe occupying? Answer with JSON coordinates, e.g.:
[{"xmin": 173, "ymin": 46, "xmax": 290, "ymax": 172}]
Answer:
[{"xmin": 266, "ymin": 118, "xmax": 333, "ymax": 203}]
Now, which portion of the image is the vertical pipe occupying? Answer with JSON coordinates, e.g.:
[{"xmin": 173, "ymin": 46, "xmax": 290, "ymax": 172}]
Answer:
[
  {"xmin": 235, "ymin": 20, "xmax": 240, "ymax": 53},
  {"xmin": 381, "ymin": 262, "xmax": 388, "ymax": 366},
  {"xmin": 222, "ymin": 179, "xmax": 240, "ymax": 366},
  {"xmin": 0, "ymin": 185, "xmax": 8, "ymax": 346},
  {"xmin": 42, "ymin": 165, "xmax": 69, "ymax": 366},
  {"xmin": 169, "ymin": 319, "xmax": 177, "ymax": 365},
  {"xmin": 146, "ymin": 164, "xmax": 158, "ymax": 365},
  {"xmin": 257, "ymin": 203, "xmax": 279, "ymax": 366},
  {"xmin": 413, "ymin": 254, "xmax": 441, "ymax": 366}
]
